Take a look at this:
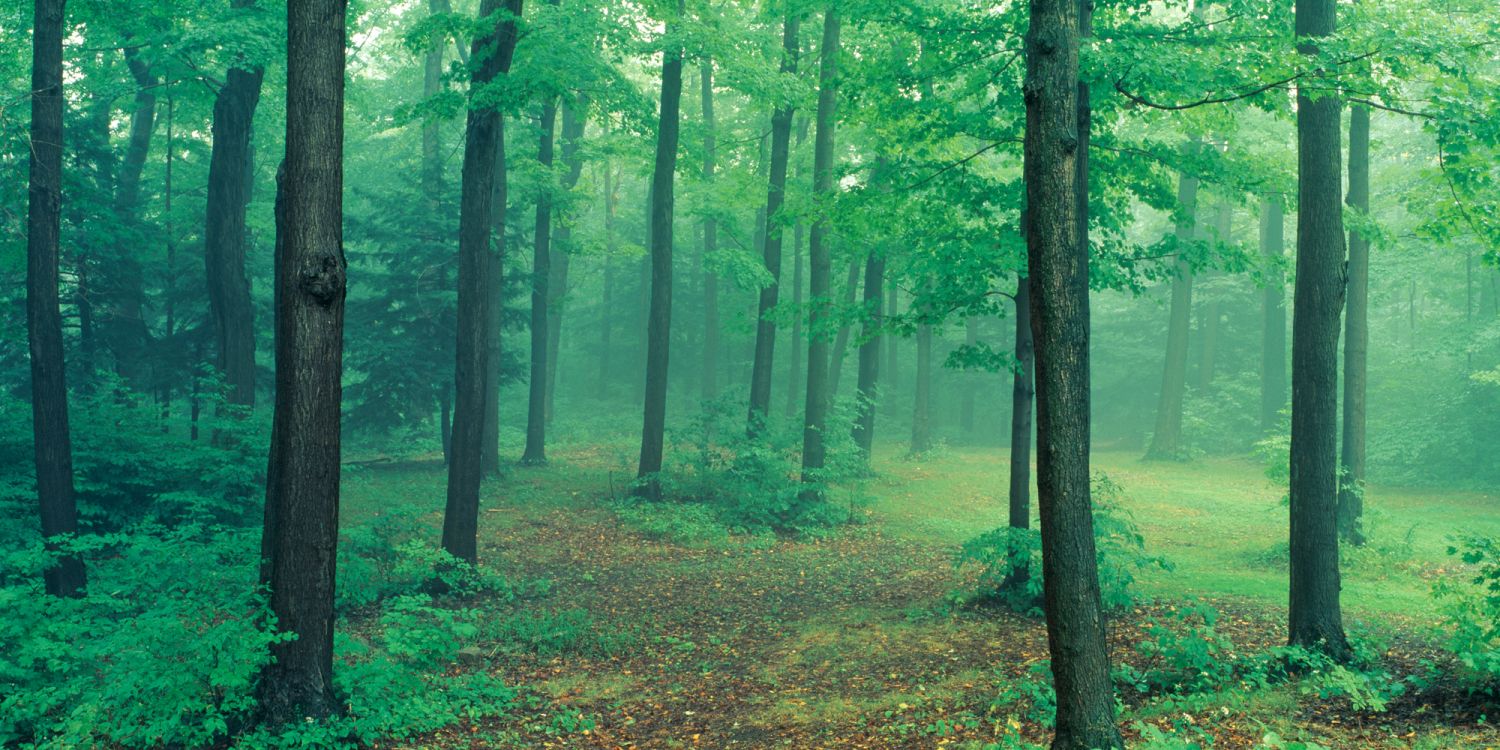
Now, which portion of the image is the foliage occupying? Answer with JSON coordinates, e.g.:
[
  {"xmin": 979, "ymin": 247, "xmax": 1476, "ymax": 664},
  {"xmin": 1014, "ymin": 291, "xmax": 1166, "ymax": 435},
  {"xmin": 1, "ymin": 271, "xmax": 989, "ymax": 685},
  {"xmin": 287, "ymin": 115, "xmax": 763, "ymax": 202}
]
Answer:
[
  {"xmin": 1432, "ymin": 536, "xmax": 1500, "ymax": 689},
  {"xmin": 954, "ymin": 473, "xmax": 1172, "ymax": 613},
  {"xmin": 337, "ymin": 504, "xmax": 523, "ymax": 611},
  {"xmin": 989, "ymin": 661, "xmax": 1058, "ymax": 731},
  {"xmin": 1116, "ymin": 600, "xmax": 1237, "ymax": 695}
]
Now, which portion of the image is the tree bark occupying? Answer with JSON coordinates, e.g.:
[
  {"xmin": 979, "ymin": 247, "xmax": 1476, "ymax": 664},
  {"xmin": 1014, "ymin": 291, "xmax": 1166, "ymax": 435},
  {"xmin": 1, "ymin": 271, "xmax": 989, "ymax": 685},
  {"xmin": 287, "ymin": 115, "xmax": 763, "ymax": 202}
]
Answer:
[
  {"xmin": 1259, "ymin": 196, "xmax": 1287, "ymax": 433},
  {"xmin": 257, "ymin": 0, "xmax": 348, "ymax": 724},
  {"xmin": 1145, "ymin": 165, "xmax": 1198, "ymax": 460},
  {"xmin": 748, "ymin": 14, "xmax": 799, "ymax": 433},
  {"xmin": 635, "ymin": 1, "xmax": 686, "ymax": 500},
  {"xmin": 28, "ymin": 0, "xmax": 85, "ymax": 598},
  {"xmin": 443, "ymin": 0, "xmax": 523, "ymax": 564},
  {"xmin": 523, "ymin": 101, "xmax": 558, "ymax": 465},
  {"xmin": 204, "ymin": 0, "xmax": 266, "ymax": 411},
  {"xmin": 1025, "ymin": 0, "xmax": 1122, "ymax": 742},
  {"xmin": 1338, "ymin": 104, "xmax": 1370, "ymax": 546},
  {"xmin": 852, "ymin": 251, "xmax": 883, "ymax": 457},
  {"xmin": 800, "ymin": 7, "xmax": 840, "ymax": 496},
  {"xmin": 1288, "ymin": 0, "xmax": 1351, "ymax": 661}
]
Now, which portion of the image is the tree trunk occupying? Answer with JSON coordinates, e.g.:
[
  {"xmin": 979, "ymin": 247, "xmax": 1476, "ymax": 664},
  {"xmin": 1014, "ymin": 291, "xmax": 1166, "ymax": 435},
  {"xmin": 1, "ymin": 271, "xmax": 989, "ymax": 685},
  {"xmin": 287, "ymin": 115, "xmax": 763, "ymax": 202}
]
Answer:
[
  {"xmin": 911, "ymin": 301, "xmax": 932, "ymax": 454},
  {"xmin": 852, "ymin": 251, "xmax": 883, "ymax": 457},
  {"xmin": 1288, "ymin": 0, "xmax": 1351, "ymax": 661},
  {"xmin": 257, "ymin": 0, "xmax": 348, "ymax": 724},
  {"xmin": 1259, "ymin": 196, "xmax": 1287, "ymax": 432},
  {"xmin": 522, "ymin": 102, "xmax": 558, "ymax": 465},
  {"xmin": 1009, "ymin": 273, "xmax": 1034, "ymax": 531},
  {"xmin": 204, "ymin": 0, "xmax": 266, "ymax": 411},
  {"xmin": 827, "ymin": 260, "xmax": 860, "ymax": 397},
  {"xmin": 443, "ymin": 0, "xmax": 522, "ymax": 564},
  {"xmin": 1145, "ymin": 165, "xmax": 1198, "ymax": 460},
  {"xmin": 634, "ymin": 0, "xmax": 685, "ymax": 500},
  {"xmin": 546, "ymin": 94, "xmax": 587, "ymax": 425},
  {"xmin": 440, "ymin": 385, "xmax": 452, "ymax": 464},
  {"xmin": 481, "ymin": 130, "xmax": 506, "ymax": 475},
  {"xmin": 1196, "ymin": 203, "xmax": 1230, "ymax": 390},
  {"xmin": 28, "ymin": 0, "xmax": 84, "ymax": 598},
  {"xmin": 1025, "ymin": 0, "xmax": 1122, "ymax": 742},
  {"xmin": 799, "ymin": 7, "xmax": 840, "ymax": 497},
  {"xmin": 961, "ymin": 317, "xmax": 978, "ymax": 434},
  {"xmin": 786, "ymin": 218, "xmax": 804, "ymax": 418},
  {"xmin": 599, "ymin": 163, "xmax": 618, "ymax": 398},
  {"xmin": 699, "ymin": 60, "xmax": 720, "ymax": 403},
  {"xmin": 1338, "ymin": 104, "xmax": 1370, "ymax": 546}
]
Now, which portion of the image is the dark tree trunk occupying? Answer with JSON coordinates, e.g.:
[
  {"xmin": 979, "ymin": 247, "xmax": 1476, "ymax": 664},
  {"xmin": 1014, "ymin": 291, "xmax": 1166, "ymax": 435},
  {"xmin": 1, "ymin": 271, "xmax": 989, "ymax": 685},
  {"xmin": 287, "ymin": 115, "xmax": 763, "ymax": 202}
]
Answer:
[
  {"xmin": 1025, "ymin": 0, "xmax": 1122, "ymax": 743},
  {"xmin": 1259, "ymin": 196, "xmax": 1287, "ymax": 432},
  {"xmin": 911, "ymin": 302, "xmax": 932, "ymax": 455},
  {"xmin": 523, "ymin": 102, "xmax": 558, "ymax": 465},
  {"xmin": 799, "ymin": 7, "xmax": 840, "ymax": 496},
  {"xmin": 748, "ymin": 14, "xmax": 799, "ymax": 433},
  {"xmin": 1338, "ymin": 104, "xmax": 1370, "ymax": 546},
  {"xmin": 443, "ymin": 0, "xmax": 522, "ymax": 564},
  {"xmin": 1146, "ymin": 166, "xmax": 1198, "ymax": 460},
  {"xmin": 546, "ymin": 95, "xmax": 587, "ymax": 425},
  {"xmin": 635, "ymin": 1, "xmax": 685, "ymax": 500},
  {"xmin": 852, "ymin": 251, "xmax": 884, "ymax": 457},
  {"xmin": 257, "ymin": 0, "xmax": 348, "ymax": 724},
  {"xmin": 827, "ymin": 260, "xmax": 860, "ymax": 397},
  {"xmin": 1288, "ymin": 0, "xmax": 1351, "ymax": 661},
  {"xmin": 29, "ymin": 0, "xmax": 85, "ymax": 598},
  {"xmin": 699, "ymin": 61, "xmax": 720, "ymax": 403},
  {"xmin": 204, "ymin": 0, "xmax": 266, "ymax": 411},
  {"xmin": 1009, "ymin": 273, "xmax": 1034, "ymax": 531}
]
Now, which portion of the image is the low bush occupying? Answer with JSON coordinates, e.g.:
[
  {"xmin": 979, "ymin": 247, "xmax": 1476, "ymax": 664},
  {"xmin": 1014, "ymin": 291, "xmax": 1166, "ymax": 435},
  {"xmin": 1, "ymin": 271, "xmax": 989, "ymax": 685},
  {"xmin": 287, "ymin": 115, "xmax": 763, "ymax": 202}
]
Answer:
[{"xmin": 1432, "ymin": 535, "xmax": 1500, "ymax": 690}]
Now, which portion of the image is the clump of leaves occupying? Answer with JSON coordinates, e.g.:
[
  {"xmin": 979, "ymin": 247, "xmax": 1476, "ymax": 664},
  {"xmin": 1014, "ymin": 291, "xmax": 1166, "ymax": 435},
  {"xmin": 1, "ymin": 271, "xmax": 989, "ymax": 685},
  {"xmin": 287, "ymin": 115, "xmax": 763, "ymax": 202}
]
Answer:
[
  {"xmin": 1432, "ymin": 535, "xmax": 1500, "ymax": 690},
  {"xmin": 1116, "ymin": 600, "xmax": 1237, "ymax": 695}
]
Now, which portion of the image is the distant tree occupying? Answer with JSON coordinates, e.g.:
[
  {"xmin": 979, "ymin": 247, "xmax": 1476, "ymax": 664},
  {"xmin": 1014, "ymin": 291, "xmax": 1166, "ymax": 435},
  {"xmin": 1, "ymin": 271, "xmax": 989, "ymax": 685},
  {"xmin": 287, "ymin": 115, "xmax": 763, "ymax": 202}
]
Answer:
[
  {"xmin": 1146, "ymin": 164, "xmax": 1198, "ymax": 460},
  {"xmin": 799, "ymin": 6, "xmax": 841, "ymax": 498},
  {"xmin": 911, "ymin": 287, "xmax": 933, "ymax": 454},
  {"xmin": 852, "ymin": 249, "xmax": 884, "ymax": 457},
  {"xmin": 699, "ymin": 60, "xmax": 720, "ymax": 402},
  {"xmin": 28, "ymin": 0, "xmax": 85, "ymax": 598},
  {"xmin": 1008, "ymin": 272, "xmax": 1033, "ymax": 535},
  {"xmin": 1288, "ymin": 0, "xmax": 1352, "ymax": 661},
  {"xmin": 1259, "ymin": 196, "xmax": 1287, "ymax": 433},
  {"xmin": 523, "ymin": 101, "xmax": 558, "ymax": 466},
  {"xmin": 443, "ymin": 0, "xmax": 524, "ymax": 563},
  {"xmin": 204, "ymin": 0, "xmax": 266, "ymax": 412},
  {"xmin": 257, "ymin": 0, "xmax": 348, "ymax": 724},
  {"xmin": 1339, "ymin": 103, "xmax": 1371, "ymax": 546},
  {"xmin": 545, "ymin": 94, "xmax": 588, "ymax": 425},
  {"xmin": 635, "ymin": 0, "xmax": 686, "ymax": 500}
]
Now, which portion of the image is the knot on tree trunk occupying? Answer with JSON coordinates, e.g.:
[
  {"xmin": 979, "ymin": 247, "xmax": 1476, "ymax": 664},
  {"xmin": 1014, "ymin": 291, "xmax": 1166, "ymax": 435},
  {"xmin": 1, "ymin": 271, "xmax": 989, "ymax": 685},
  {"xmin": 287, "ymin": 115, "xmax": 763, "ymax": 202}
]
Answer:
[{"xmin": 299, "ymin": 252, "xmax": 346, "ymax": 307}]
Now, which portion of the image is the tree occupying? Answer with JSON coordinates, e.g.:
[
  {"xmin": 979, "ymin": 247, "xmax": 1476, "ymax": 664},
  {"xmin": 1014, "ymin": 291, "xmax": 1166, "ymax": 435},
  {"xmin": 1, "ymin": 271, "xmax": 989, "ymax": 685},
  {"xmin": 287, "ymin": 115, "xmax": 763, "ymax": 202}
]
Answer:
[
  {"xmin": 635, "ymin": 0, "xmax": 686, "ymax": 500},
  {"xmin": 1008, "ymin": 273, "xmax": 1033, "ymax": 535},
  {"xmin": 799, "ymin": 6, "xmax": 840, "ymax": 496},
  {"xmin": 698, "ymin": 60, "xmax": 720, "ymax": 402},
  {"xmin": 545, "ymin": 95, "xmax": 588, "ymax": 425},
  {"xmin": 851, "ymin": 250, "xmax": 883, "ymax": 456},
  {"xmin": 28, "ymin": 0, "xmax": 85, "ymax": 599},
  {"xmin": 1259, "ymin": 195, "xmax": 1287, "ymax": 433},
  {"xmin": 257, "ymin": 0, "xmax": 348, "ymax": 724},
  {"xmin": 1338, "ymin": 103, "xmax": 1370, "ymax": 546},
  {"xmin": 1146, "ymin": 164, "xmax": 1198, "ymax": 460},
  {"xmin": 911, "ymin": 292, "xmax": 933, "ymax": 454},
  {"xmin": 523, "ymin": 101, "xmax": 559, "ymax": 466},
  {"xmin": 204, "ymin": 0, "xmax": 266, "ymax": 411},
  {"xmin": 1024, "ymin": 0, "xmax": 1122, "ymax": 742},
  {"xmin": 1288, "ymin": 0, "xmax": 1352, "ymax": 661},
  {"xmin": 443, "ymin": 0, "xmax": 524, "ymax": 564}
]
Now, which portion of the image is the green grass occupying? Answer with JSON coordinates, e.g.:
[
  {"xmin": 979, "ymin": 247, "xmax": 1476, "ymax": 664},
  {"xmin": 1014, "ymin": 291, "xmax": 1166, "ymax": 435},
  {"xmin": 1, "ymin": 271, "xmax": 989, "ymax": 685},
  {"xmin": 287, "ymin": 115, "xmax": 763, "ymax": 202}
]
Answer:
[{"xmin": 868, "ymin": 443, "xmax": 1500, "ymax": 621}]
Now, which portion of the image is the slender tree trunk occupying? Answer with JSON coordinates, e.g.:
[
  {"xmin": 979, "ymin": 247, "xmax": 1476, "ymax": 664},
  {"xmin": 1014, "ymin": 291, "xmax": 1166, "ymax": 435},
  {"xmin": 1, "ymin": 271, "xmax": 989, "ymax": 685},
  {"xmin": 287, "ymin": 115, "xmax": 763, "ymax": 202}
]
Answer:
[
  {"xmin": 522, "ymin": 102, "xmax": 558, "ymax": 465},
  {"xmin": 1260, "ymin": 196, "xmax": 1287, "ymax": 432},
  {"xmin": 1196, "ymin": 203, "xmax": 1230, "ymax": 389},
  {"xmin": 1288, "ymin": 0, "xmax": 1351, "ymax": 661},
  {"xmin": 1338, "ymin": 104, "xmax": 1370, "ymax": 546},
  {"xmin": 29, "ymin": 0, "xmax": 84, "ymax": 598},
  {"xmin": 160, "ymin": 91, "xmax": 177, "ymax": 428},
  {"xmin": 800, "ymin": 7, "xmax": 840, "ymax": 496},
  {"xmin": 786, "ymin": 219, "xmax": 805, "ymax": 418},
  {"xmin": 911, "ymin": 286, "xmax": 932, "ymax": 454},
  {"xmin": 1145, "ymin": 166, "xmax": 1198, "ymax": 460},
  {"xmin": 960, "ymin": 317, "xmax": 978, "ymax": 434},
  {"xmin": 635, "ymin": 1, "xmax": 685, "ymax": 500},
  {"xmin": 1025, "ymin": 0, "xmax": 1121, "ymax": 742},
  {"xmin": 699, "ymin": 60, "xmax": 721, "ymax": 403},
  {"xmin": 440, "ymin": 385, "xmax": 452, "ymax": 464},
  {"xmin": 204, "ymin": 0, "xmax": 266, "ymax": 411},
  {"xmin": 546, "ymin": 95, "xmax": 587, "ymax": 425},
  {"xmin": 442, "ymin": 0, "xmax": 522, "ymax": 564},
  {"xmin": 1009, "ymin": 273, "xmax": 1034, "ymax": 530},
  {"xmin": 599, "ymin": 163, "xmax": 618, "ymax": 398},
  {"xmin": 257, "ymin": 0, "xmax": 348, "ymax": 724},
  {"xmin": 748, "ymin": 16, "xmax": 799, "ymax": 433},
  {"xmin": 852, "ymin": 251, "xmax": 883, "ymax": 457},
  {"xmin": 886, "ymin": 284, "xmax": 899, "ymax": 393},
  {"xmin": 827, "ymin": 260, "xmax": 860, "ymax": 397},
  {"xmin": 481, "ymin": 130, "xmax": 506, "ymax": 475}
]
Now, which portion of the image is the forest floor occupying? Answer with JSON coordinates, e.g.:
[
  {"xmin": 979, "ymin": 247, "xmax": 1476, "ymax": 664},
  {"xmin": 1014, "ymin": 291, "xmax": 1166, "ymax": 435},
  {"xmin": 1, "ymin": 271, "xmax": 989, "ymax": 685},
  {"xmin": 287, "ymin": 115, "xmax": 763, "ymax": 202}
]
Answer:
[{"xmin": 341, "ymin": 441, "xmax": 1500, "ymax": 749}]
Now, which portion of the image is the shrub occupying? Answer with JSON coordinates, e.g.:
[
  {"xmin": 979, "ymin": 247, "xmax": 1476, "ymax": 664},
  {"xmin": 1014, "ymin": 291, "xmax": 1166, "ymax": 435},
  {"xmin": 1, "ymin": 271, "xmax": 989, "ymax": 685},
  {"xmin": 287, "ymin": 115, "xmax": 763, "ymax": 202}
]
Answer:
[
  {"xmin": 1117, "ymin": 600, "xmax": 1237, "ymax": 695},
  {"xmin": 954, "ymin": 473, "xmax": 1171, "ymax": 613},
  {"xmin": 1432, "ymin": 536, "xmax": 1500, "ymax": 689},
  {"xmin": 337, "ymin": 505, "xmax": 516, "ymax": 611}
]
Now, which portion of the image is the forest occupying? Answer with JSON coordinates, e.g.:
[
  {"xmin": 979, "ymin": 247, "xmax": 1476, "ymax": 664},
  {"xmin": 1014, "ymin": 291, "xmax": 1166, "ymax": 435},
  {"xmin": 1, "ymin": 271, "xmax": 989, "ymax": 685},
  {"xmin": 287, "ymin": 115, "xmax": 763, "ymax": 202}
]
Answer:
[{"xmin": 3, "ymin": 0, "xmax": 1499, "ymax": 746}]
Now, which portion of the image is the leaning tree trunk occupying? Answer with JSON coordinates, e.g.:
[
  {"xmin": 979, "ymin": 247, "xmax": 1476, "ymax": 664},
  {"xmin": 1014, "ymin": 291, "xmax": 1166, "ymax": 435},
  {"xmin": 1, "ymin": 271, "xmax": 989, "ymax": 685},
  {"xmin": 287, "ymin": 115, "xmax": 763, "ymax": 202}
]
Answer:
[
  {"xmin": 204, "ymin": 0, "xmax": 266, "ymax": 412},
  {"xmin": 28, "ymin": 0, "xmax": 85, "ymax": 599},
  {"xmin": 799, "ymin": 7, "xmax": 841, "ymax": 498},
  {"xmin": 1288, "ymin": 0, "xmax": 1352, "ymax": 662},
  {"xmin": 747, "ymin": 12, "xmax": 800, "ymax": 434},
  {"xmin": 1259, "ymin": 196, "xmax": 1287, "ymax": 433},
  {"xmin": 442, "ymin": 0, "xmax": 523, "ymax": 563},
  {"xmin": 1145, "ymin": 164, "xmax": 1198, "ymax": 460},
  {"xmin": 257, "ymin": 0, "xmax": 348, "ymax": 724},
  {"xmin": 1338, "ymin": 104, "xmax": 1370, "ymax": 546},
  {"xmin": 522, "ymin": 101, "xmax": 558, "ymax": 466},
  {"xmin": 634, "ymin": 0, "xmax": 685, "ymax": 500},
  {"xmin": 852, "ymin": 250, "xmax": 884, "ymax": 457},
  {"xmin": 1025, "ymin": 0, "xmax": 1122, "ymax": 743}
]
